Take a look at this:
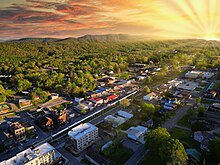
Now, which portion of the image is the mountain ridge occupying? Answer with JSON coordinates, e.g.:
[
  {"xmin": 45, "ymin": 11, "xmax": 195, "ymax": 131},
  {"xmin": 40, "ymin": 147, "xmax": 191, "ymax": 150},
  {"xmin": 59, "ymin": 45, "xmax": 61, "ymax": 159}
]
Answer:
[{"xmin": 5, "ymin": 34, "xmax": 147, "ymax": 43}]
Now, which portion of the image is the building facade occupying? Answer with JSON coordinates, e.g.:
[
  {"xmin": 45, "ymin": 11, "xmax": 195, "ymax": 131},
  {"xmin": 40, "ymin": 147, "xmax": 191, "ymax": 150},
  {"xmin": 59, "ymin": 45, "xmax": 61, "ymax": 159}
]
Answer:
[
  {"xmin": 68, "ymin": 123, "xmax": 98, "ymax": 152},
  {"xmin": 0, "ymin": 143, "xmax": 62, "ymax": 165},
  {"xmin": 10, "ymin": 122, "xmax": 26, "ymax": 141}
]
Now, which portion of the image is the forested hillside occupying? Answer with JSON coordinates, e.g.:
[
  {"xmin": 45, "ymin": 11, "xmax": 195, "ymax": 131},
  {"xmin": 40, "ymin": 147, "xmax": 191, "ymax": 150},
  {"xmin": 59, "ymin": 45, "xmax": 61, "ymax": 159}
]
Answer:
[{"xmin": 0, "ymin": 36, "xmax": 219, "ymax": 99}]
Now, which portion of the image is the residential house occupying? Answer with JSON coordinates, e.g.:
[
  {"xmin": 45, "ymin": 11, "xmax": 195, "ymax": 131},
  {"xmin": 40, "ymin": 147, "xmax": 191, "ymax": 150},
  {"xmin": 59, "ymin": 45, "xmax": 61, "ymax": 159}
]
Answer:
[
  {"xmin": 50, "ymin": 93, "xmax": 59, "ymax": 100},
  {"xmin": 210, "ymin": 103, "xmax": 220, "ymax": 112},
  {"xmin": 89, "ymin": 98, "xmax": 103, "ymax": 106},
  {"xmin": 127, "ymin": 126, "xmax": 148, "ymax": 144},
  {"xmin": 203, "ymin": 90, "xmax": 218, "ymax": 99},
  {"xmin": 146, "ymin": 118, "xmax": 153, "ymax": 127},
  {"xmin": 202, "ymin": 72, "xmax": 215, "ymax": 79},
  {"xmin": 39, "ymin": 116, "xmax": 54, "ymax": 130},
  {"xmin": 136, "ymin": 76, "xmax": 146, "ymax": 81},
  {"xmin": 185, "ymin": 148, "xmax": 201, "ymax": 165},
  {"xmin": 22, "ymin": 122, "xmax": 36, "ymax": 134},
  {"xmin": 74, "ymin": 103, "xmax": 89, "ymax": 114},
  {"xmin": 74, "ymin": 97, "xmax": 84, "ymax": 103},
  {"xmin": 194, "ymin": 131, "xmax": 215, "ymax": 151},
  {"xmin": 200, "ymin": 139, "xmax": 210, "ymax": 151},
  {"xmin": 10, "ymin": 122, "xmax": 26, "ymax": 141},
  {"xmin": 51, "ymin": 110, "xmax": 67, "ymax": 125},
  {"xmin": 143, "ymin": 92, "xmax": 158, "ymax": 101},
  {"xmin": 107, "ymin": 94, "xmax": 118, "ymax": 102}
]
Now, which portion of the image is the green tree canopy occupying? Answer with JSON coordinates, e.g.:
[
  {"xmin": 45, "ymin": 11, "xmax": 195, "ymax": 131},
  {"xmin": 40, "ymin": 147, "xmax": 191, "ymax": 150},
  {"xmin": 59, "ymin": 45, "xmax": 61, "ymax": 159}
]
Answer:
[
  {"xmin": 146, "ymin": 127, "xmax": 187, "ymax": 165},
  {"xmin": 209, "ymin": 138, "xmax": 220, "ymax": 163}
]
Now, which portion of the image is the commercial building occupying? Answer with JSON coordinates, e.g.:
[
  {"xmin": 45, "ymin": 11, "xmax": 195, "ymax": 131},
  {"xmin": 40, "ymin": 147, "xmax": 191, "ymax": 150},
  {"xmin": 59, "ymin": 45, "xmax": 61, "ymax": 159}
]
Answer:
[
  {"xmin": 0, "ymin": 142, "xmax": 62, "ymax": 165},
  {"xmin": 68, "ymin": 123, "xmax": 98, "ymax": 152},
  {"xmin": 10, "ymin": 122, "xmax": 26, "ymax": 141},
  {"xmin": 177, "ymin": 81, "xmax": 199, "ymax": 91},
  {"xmin": 117, "ymin": 110, "xmax": 133, "ymax": 119},
  {"xmin": 127, "ymin": 125, "xmax": 148, "ymax": 144},
  {"xmin": 104, "ymin": 115, "xmax": 126, "ymax": 128},
  {"xmin": 185, "ymin": 71, "xmax": 202, "ymax": 79}
]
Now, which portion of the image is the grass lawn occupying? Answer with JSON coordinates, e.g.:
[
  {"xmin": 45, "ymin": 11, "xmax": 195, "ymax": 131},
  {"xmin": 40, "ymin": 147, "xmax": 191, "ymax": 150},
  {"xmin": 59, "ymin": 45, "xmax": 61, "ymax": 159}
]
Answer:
[
  {"xmin": 120, "ymin": 117, "xmax": 141, "ymax": 130},
  {"xmin": 170, "ymin": 128, "xmax": 200, "ymax": 149},
  {"xmin": 109, "ymin": 147, "xmax": 133, "ymax": 165},
  {"xmin": 177, "ymin": 115, "xmax": 191, "ymax": 128},
  {"xmin": 200, "ymin": 82, "xmax": 208, "ymax": 87}
]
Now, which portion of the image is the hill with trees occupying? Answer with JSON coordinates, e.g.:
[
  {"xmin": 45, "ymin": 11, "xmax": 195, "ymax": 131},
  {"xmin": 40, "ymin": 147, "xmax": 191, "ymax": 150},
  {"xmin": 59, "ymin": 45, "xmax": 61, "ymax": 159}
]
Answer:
[{"xmin": 0, "ymin": 35, "xmax": 219, "ymax": 99}]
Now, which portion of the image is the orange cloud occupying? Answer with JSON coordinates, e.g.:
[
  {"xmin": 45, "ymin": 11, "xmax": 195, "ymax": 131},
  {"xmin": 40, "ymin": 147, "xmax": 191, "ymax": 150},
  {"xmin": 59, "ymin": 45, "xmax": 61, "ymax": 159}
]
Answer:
[{"xmin": 1, "ymin": 0, "xmax": 220, "ymax": 40}]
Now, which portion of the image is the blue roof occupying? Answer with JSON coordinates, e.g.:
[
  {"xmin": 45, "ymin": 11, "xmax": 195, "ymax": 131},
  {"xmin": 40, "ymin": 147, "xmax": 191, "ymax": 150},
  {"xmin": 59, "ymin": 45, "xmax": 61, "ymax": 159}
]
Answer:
[
  {"xmin": 163, "ymin": 105, "xmax": 173, "ymax": 110},
  {"xmin": 97, "ymin": 87, "xmax": 106, "ymax": 91}
]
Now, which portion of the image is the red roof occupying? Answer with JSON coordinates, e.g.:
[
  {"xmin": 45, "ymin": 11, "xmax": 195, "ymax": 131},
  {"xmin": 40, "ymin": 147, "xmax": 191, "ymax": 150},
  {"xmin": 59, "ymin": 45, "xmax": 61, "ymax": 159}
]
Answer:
[
  {"xmin": 89, "ymin": 97, "xmax": 103, "ymax": 102},
  {"xmin": 107, "ymin": 94, "xmax": 118, "ymax": 100}
]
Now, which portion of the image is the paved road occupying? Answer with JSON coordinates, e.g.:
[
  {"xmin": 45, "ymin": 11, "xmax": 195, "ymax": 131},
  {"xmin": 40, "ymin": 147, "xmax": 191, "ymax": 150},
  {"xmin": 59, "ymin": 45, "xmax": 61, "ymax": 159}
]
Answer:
[
  {"xmin": 174, "ymin": 124, "xmax": 191, "ymax": 131},
  {"xmin": 124, "ymin": 145, "xmax": 148, "ymax": 165},
  {"xmin": 57, "ymin": 147, "xmax": 82, "ymax": 165},
  {"xmin": 162, "ymin": 103, "xmax": 193, "ymax": 131}
]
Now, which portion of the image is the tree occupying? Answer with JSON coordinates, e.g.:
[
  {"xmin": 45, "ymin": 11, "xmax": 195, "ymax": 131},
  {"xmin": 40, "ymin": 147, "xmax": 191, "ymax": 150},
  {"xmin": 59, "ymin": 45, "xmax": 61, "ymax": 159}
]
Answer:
[
  {"xmin": 120, "ymin": 99, "xmax": 130, "ymax": 109},
  {"xmin": 187, "ymin": 107, "xmax": 196, "ymax": 116},
  {"xmin": 17, "ymin": 79, "xmax": 32, "ymax": 92},
  {"xmin": 196, "ymin": 97, "xmax": 201, "ymax": 105},
  {"xmin": 145, "ymin": 76, "xmax": 152, "ymax": 84},
  {"xmin": 197, "ymin": 106, "xmax": 206, "ymax": 117},
  {"xmin": 81, "ymin": 109, "xmax": 87, "ymax": 114},
  {"xmin": 146, "ymin": 127, "xmax": 187, "ymax": 165},
  {"xmin": 209, "ymin": 138, "xmax": 220, "ymax": 163},
  {"xmin": 191, "ymin": 121, "xmax": 209, "ymax": 132},
  {"xmin": 145, "ymin": 86, "xmax": 151, "ymax": 93},
  {"xmin": 0, "ymin": 85, "xmax": 15, "ymax": 102},
  {"xmin": 142, "ymin": 103, "xmax": 156, "ymax": 116}
]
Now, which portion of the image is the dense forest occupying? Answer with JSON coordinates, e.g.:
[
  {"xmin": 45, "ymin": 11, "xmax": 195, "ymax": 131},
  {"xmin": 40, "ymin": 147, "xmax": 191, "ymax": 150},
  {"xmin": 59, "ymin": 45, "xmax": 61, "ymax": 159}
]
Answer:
[{"xmin": 0, "ymin": 35, "xmax": 219, "ymax": 100}]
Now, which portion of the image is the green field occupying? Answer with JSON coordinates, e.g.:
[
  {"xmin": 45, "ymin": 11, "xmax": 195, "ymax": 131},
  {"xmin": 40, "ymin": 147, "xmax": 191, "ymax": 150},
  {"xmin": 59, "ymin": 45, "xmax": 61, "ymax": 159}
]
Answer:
[
  {"xmin": 177, "ymin": 115, "xmax": 191, "ymax": 128},
  {"xmin": 170, "ymin": 128, "xmax": 200, "ymax": 149}
]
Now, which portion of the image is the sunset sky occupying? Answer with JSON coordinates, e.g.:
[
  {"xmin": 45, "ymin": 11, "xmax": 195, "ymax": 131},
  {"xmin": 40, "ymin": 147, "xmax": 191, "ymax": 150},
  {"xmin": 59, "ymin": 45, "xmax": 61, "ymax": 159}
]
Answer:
[{"xmin": 1, "ymin": 0, "xmax": 220, "ymax": 40}]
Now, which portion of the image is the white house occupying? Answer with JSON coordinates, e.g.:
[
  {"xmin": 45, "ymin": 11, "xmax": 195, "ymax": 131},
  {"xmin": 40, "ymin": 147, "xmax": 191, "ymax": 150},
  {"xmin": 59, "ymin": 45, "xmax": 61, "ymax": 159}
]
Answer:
[
  {"xmin": 143, "ymin": 92, "xmax": 157, "ymax": 101},
  {"xmin": 50, "ymin": 93, "xmax": 59, "ymax": 100},
  {"xmin": 74, "ymin": 97, "xmax": 84, "ymax": 103},
  {"xmin": 127, "ymin": 125, "xmax": 148, "ymax": 144}
]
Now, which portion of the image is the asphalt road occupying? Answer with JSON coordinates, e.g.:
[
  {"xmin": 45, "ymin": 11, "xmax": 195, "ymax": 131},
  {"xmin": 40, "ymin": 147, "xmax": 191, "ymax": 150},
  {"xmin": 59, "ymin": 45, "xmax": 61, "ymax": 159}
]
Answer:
[{"xmin": 124, "ymin": 145, "xmax": 148, "ymax": 165}]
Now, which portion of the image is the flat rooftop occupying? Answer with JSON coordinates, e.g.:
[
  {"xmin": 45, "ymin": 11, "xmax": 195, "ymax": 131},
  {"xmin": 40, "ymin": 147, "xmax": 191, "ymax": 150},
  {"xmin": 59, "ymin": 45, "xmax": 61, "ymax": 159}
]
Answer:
[
  {"xmin": 68, "ymin": 123, "xmax": 97, "ymax": 140},
  {"xmin": 177, "ymin": 81, "xmax": 199, "ymax": 91},
  {"xmin": 0, "ymin": 143, "xmax": 57, "ymax": 165}
]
